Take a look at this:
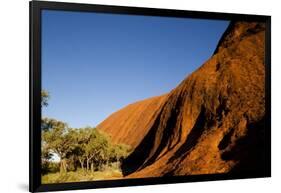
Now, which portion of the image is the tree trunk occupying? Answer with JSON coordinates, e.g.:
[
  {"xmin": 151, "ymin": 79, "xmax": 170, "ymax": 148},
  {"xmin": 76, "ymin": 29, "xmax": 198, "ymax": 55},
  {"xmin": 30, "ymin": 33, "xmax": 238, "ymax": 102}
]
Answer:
[
  {"xmin": 60, "ymin": 159, "xmax": 67, "ymax": 173},
  {"xmin": 86, "ymin": 159, "xmax": 89, "ymax": 171},
  {"xmin": 116, "ymin": 156, "xmax": 119, "ymax": 168},
  {"xmin": 106, "ymin": 160, "xmax": 109, "ymax": 168},
  {"xmin": 79, "ymin": 159, "xmax": 84, "ymax": 170},
  {"xmin": 91, "ymin": 162, "xmax": 94, "ymax": 173}
]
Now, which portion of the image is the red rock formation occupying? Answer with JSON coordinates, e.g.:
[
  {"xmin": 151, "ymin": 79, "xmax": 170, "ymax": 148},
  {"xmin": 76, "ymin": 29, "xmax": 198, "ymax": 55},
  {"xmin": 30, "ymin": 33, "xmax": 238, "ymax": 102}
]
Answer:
[
  {"xmin": 97, "ymin": 95, "xmax": 168, "ymax": 149},
  {"xmin": 99, "ymin": 21, "xmax": 267, "ymax": 178}
]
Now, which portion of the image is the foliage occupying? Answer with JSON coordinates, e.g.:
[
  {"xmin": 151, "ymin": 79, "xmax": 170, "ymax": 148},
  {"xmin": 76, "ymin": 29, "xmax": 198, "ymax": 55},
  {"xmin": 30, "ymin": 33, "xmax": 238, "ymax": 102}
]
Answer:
[
  {"xmin": 41, "ymin": 90, "xmax": 50, "ymax": 107},
  {"xmin": 41, "ymin": 89, "xmax": 131, "ymax": 181},
  {"xmin": 42, "ymin": 120, "xmax": 131, "ymax": 175}
]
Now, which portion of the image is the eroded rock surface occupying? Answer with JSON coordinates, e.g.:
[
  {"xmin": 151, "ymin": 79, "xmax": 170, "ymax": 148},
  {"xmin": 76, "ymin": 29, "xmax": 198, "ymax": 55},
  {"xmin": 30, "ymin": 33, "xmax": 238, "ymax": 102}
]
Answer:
[{"xmin": 98, "ymin": 21, "xmax": 267, "ymax": 178}]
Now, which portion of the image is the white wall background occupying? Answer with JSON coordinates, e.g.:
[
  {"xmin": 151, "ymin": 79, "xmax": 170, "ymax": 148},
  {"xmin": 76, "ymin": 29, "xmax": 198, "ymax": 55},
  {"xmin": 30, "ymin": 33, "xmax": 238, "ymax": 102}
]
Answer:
[{"xmin": 0, "ymin": 0, "xmax": 280, "ymax": 192}]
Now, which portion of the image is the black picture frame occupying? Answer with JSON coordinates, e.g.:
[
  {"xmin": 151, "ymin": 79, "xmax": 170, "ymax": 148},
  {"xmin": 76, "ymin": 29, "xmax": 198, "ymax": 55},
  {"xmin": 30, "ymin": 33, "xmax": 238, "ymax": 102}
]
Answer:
[{"xmin": 30, "ymin": 1, "xmax": 271, "ymax": 192}]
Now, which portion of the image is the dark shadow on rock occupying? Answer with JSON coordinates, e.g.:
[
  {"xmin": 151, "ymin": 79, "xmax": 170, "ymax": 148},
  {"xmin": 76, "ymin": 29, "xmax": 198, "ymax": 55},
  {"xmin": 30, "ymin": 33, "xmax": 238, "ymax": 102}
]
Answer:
[
  {"xmin": 140, "ymin": 94, "xmax": 185, "ymax": 169},
  {"xmin": 121, "ymin": 108, "xmax": 163, "ymax": 176},
  {"xmin": 121, "ymin": 93, "xmax": 185, "ymax": 176},
  {"xmin": 168, "ymin": 106, "xmax": 207, "ymax": 164},
  {"xmin": 222, "ymin": 116, "xmax": 269, "ymax": 176},
  {"xmin": 218, "ymin": 128, "xmax": 234, "ymax": 150}
]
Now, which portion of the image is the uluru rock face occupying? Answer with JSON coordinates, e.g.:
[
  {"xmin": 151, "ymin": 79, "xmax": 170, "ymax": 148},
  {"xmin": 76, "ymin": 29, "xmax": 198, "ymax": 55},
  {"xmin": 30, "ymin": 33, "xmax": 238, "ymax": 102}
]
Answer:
[
  {"xmin": 97, "ymin": 95, "xmax": 168, "ymax": 149},
  {"xmin": 98, "ymin": 21, "xmax": 267, "ymax": 178}
]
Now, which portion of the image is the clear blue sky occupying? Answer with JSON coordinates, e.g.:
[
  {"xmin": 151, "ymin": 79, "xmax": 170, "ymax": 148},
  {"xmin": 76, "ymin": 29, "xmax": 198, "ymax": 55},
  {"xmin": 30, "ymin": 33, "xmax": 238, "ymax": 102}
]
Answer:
[{"xmin": 42, "ymin": 10, "xmax": 229, "ymax": 128}]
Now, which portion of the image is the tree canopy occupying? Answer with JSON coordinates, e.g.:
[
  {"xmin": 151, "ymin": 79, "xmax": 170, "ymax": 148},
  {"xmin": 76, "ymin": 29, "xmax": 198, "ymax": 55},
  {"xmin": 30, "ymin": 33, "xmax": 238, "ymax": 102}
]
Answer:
[
  {"xmin": 42, "ymin": 121, "xmax": 131, "ymax": 173},
  {"xmin": 41, "ymin": 90, "xmax": 131, "ymax": 175}
]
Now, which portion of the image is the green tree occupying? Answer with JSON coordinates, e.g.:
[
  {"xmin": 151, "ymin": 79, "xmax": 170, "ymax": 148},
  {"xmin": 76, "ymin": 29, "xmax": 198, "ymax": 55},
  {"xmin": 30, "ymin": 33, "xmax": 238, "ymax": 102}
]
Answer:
[
  {"xmin": 109, "ymin": 143, "xmax": 131, "ymax": 167},
  {"xmin": 42, "ymin": 119, "xmax": 75, "ymax": 173},
  {"xmin": 84, "ymin": 129, "xmax": 109, "ymax": 172},
  {"xmin": 71, "ymin": 128, "xmax": 92, "ymax": 171},
  {"xmin": 41, "ymin": 90, "xmax": 50, "ymax": 107}
]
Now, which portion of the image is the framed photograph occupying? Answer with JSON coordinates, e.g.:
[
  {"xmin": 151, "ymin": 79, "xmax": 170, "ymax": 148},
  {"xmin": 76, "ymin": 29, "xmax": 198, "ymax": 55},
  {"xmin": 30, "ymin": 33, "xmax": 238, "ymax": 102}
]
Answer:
[{"xmin": 30, "ymin": 1, "xmax": 271, "ymax": 192}]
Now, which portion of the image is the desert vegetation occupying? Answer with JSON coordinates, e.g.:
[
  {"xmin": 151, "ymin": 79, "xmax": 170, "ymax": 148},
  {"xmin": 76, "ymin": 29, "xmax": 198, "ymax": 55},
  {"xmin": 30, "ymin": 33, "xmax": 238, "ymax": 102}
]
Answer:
[{"xmin": 41, "ymin": 91, "xmax": 131, "ymax": 183}]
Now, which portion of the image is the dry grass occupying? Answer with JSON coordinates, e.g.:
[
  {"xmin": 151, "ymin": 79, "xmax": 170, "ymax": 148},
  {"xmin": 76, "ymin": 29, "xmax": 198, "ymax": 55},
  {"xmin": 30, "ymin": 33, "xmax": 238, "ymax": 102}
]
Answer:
[{"xmin": 42, "ymin": 167, "xmax": 123, "ymax": 184}]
